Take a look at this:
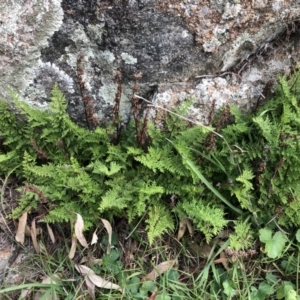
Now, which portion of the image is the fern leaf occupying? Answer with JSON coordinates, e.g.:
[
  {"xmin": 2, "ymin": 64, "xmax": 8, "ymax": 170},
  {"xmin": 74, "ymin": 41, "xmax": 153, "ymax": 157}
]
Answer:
[{"xmin": 146, "ymin": 205, "xmax": 174, "ymax": 244}]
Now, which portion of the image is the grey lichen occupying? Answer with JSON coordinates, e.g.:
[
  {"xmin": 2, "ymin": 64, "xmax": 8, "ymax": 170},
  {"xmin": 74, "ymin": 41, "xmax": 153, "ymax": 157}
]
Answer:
[
  {"xmin": 0, "ymin": 0, "xmax": 63, "ymax": 100},
  {"xmin": 221, "ymin": 34, "xmax": 256, "ymax": 71},
  {"xmin": 35, "ymin": 62, "xmax": 75, "ymax": 94},
  {"xmin": 203, "ymin": 24, "xmax": 230, "ymax": 53},
  {"xmin": 222, "ymin": 3, "xmax": 242, "ymax": 20},
  {"xmin": 121, "ymin": 53, "xmax": 138, "ymax": 65}
]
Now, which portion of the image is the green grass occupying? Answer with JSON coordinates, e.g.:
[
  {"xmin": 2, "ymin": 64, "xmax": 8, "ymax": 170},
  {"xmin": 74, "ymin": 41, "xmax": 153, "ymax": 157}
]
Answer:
[{"xmin": 0, "ymin": 198, "xmax": 299, "ymax": 300}]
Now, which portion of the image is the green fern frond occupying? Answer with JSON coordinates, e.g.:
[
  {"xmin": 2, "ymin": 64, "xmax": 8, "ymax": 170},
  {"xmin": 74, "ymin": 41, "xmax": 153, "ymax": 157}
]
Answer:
[
  {"xmin": 253, "ymin": 114, "xmax": 279, "ymax": 145},
  {"xmin": 229, "ymin": 219, "xmax": 254, "ymax": 250},
  {"xmin": 181, "ymin": 199, "xmax": 228, "ymax": 243},
  {"xmin": 91, "ymin": 160, "xmax": 123, "ymax": 176},
  {"xmin": 146, "ymin": 205, "xmax": 174, "ymax": 244}
]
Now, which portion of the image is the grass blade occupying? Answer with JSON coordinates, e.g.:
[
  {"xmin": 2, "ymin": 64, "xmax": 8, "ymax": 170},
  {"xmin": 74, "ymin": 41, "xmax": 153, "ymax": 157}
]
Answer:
[{"xmin": 184, "ymin": 157, "xmax": 243, "ymax": 215}]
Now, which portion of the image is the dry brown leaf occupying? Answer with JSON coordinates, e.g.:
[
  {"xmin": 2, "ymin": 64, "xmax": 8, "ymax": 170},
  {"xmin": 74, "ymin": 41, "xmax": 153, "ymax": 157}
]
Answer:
[
  {"xmin": 19, "ymin": 288, "xmax": 31, "ymax": 299},
  {"xmin": 15, "ymin": 211, "xmax": 27, "ymax": 244},
  {"xmin": 31, "ymin": 219, "xmax": 40, "ymax": 253},
  {"xmin": 215, "ymin": 229, "xmax": 232, "ymax": 239},
  {"xmin": 69, "ymin": 236, "xmax": 77, "ymax": 259},
  {"xmin": 80, "ymin": 256, "xmax": 103, "ymax": 266},
  {"xmin": 41, "ymin": 273, "xmax": 61, "ymax": 284},
  {"xmin": 75, "ymin": 213, "xmax": 88, "ymax": 248},
  {"xmin": 177, "ymin": 220, "xmax": 186, "ymax": 241},
  {"xmin": 25, "ymin": 224, "xmax": 42, "ymax": 237},
  {"xmin": 177, "ymin": 218, "xmax": 194, "ymax": 240},
  {"xmin": 147, "ymin": 288, "xmax": 158, "ymax": 300},
  {"xmin": 101, "ymin": 218, "xmax": 112, "ymax": 254},
  {"xmin": 143, "ymin": 260, "xmax": 176, "ymax": 281},
  {"xmin": 188, "ymin": 241, "xmax": 213, "ymax": 258},
  {"xmin": 46, "ymin": 223, "xmax": 56, "ymax": 244},
  {"xmin": 75, "ymin": 264, "xmax": 122, "ymax": 291},
  {"xmin": 91, "ymin": 230, "xmax": 98, "ymax": 245},
  {"xmin": 34, "ymin": 275, "xmax": 60, "ymax": 300},
  {"xmin": 85, "ymin": 277, "xmax": 96, "ymax": 300},
  {"xmin": 25, "ymin": 224, "xmax": 31, "ymax": 237},
  {"xmin": 214, "ymin": 252, "xmax": 229, "ymax": 270},
  {"xmin": 0, "ymin": 214, "xmax": 6, "ymax": 226}
]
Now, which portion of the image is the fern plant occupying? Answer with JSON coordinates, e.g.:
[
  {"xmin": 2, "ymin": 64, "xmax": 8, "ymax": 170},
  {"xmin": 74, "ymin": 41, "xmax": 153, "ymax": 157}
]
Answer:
[{"xmin": 1, "ymin": 70, "xmax": 300, "ymax": 246}]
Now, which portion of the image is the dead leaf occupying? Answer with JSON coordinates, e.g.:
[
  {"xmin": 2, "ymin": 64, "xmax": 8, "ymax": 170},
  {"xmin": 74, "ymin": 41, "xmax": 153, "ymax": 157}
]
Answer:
[
  {"xmin": 46, "ymin": 223, "xmax": 56, "ymax": 244},
  {"xmin": 41, "ymin": 274, "xmax": 61, "ymax": 284},
  {"xmin": 75, "ymin": 214, "xmax": 88, "ymax": 248},
  {"xmin": 214, "ymin": 252, "xmax": 229, "ymax": 270},
  {"xmin": 69, "ymin": 236, "xmax": 77, "ymax": 259},
  {"xmin": 75, "ymin": 264, "xmax": 122, "ymax": 291},
  {"xmin": 147, "ymin": 288, "xmax": 158, "ymax": 300},
  {"xmin": 188, "ymin": 241, "xmax": 213, "ymax": 258},
  {"xmin": 85, "ymin": 277, "xmax": 96, "ymax": 300},
  {"xmin": 177, "ymin": 218, "xmax": 194, "ymax": 240},
  {"xmin": 80, "ymin": 256, "xmax": 103, "ymax": 266},
  {"xmin": 0, "ymin": 214, "xmax": 6, "ymax": 226},
  {"xmin": 19, "ymin": 288, "xmax": 31, "ymax": 299},
  {"xmin": 15, "ymin": 211, "xmax": 27, "ymax": 244},
  {"xmin": 101, "ymin": 219, "xmax": 112, "ymax": 254},
  {"xmin": 143, "ymin": 260, "xmax": 176, "ymax": 281},
  {"xmin": 215, "ymin": 229, "xmax": 232, "ymax": 239},
  {"xmin": 25, "ymin": 225, "xmax": 31, "ymax": 236},
  {"xmin": 34, "ymin": 274, "xmax": 61, "ymax": 300},
  {"xmin": 31, "ymin": 219, "xmax": 40, "ymax": 253},
  {"xmin": 91, "ymin": 230, "xmax": 98, "ymax": 245},
  {"xmin": 25, "ymin": 224, "xmax": 42, "ymax": 237}
]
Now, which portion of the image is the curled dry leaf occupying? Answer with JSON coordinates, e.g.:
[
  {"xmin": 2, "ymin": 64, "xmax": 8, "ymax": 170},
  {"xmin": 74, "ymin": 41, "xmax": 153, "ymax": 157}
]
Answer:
[
  {"xmin": 143, "ymin": 260, "xmax": 176, "ymax": 281},
  {"xmin": 91, "ymin": 230, "xmax": 98, "ymax": 245},
  {"xmin": 101, "ymin": 218, "xmax": 112, "ymax": 254},
  {"xmin": 25, "ymin": 224, "xmax": 42, "ymax": 237},
  {"xmin": 31, "ymin": 219, "xmax": 40, "ymax": 253},
  {"xmin": 177, "ymin": 218, "xmax": 194, "ymax": 241},
  {"xmin": 15, "ymin": 211, "xmax": 27, "ymax": 244},
  {"xmin": 188, "ymin": 241, "xmax": 213, "ymax": 258},
  {"xmin": 215, "ymin": 229, "xmax": 232, "ymax": 239},
  {"xmin": 0, "ymin": 214, "xmax": 6, "ymax": 226},
  {"xmin": 147, "ymin": 288, "xmax": 158, "ymax": 300},
  {"xmin": 25, "ymin": 224, "xmax": 31, "ymax": 237},
  {"xmin": 85, "ymin": 277, "xmax": 96, "ymax": 300},
  {"xmin": 19, "ymin": 288, "xmax": 31, "ymax": 299},
  {"xmin": 75, "ymin": 213, "xmax": 88, "ymax": 248},
  {"xmin": 214, "ymin": 252, "xmax": 229, "ymax": 270},
  {"xmin": 41, "ymin": 273, "xmax": 61, "ymax": 284},
  {"xmin": 69, "ymin": 236, "xmax": 77, "ymax": 259},
  {"xmin": 75, "ymin": 264, "xmax": 122, "ymax": 291},
  {"xmin": 46, "ymin": 223, "xmax": 56, "ymax": 244}
]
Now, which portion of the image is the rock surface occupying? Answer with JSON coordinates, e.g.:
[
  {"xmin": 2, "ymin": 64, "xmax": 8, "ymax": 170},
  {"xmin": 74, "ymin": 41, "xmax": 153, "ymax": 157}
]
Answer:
[{"xmin": 1, "ymin": 0, "xmax": 300, "ymax": 124}]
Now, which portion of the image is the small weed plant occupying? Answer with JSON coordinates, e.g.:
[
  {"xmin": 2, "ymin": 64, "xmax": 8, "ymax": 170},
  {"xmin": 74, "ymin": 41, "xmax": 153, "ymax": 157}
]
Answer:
[{"xmin": 1, "ymin": 70, "xmax": 300, "ymax": 298}]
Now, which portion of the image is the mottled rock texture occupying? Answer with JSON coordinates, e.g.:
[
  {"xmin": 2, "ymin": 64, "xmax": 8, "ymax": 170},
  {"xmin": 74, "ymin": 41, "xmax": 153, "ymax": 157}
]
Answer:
[{"xmin": 1, "ymin": 0, "xmax": 300, "ymax": 124}]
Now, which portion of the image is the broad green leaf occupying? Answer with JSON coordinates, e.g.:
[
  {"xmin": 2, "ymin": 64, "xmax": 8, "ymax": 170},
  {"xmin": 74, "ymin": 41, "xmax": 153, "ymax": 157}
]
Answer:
[
  {"xmin": 259, "ymin": 228, "xmax": 288, "ymax": 258},
  {"xmin": 286, "ymin": 290, "xmax": 297, "ymax": 300},
  {"xmin": 140, "ymin": 281, "xmax": 156, "ymax": 294},
  {"xmin": 257, "ymin": 282, "xmax": 274, "ymax": 298},
  {"xmin": 223, "ymin": 279, "xmax": 237, "ymax": 297},
  {"xmin": 127, "ymin": 277, "xmax": 140, "ymax": 294},
  {"xmin": 266, "ymin": 273, "xmax": 278, "ymax": 284},
  {"xmin": 266, "ymin": 232, "xmax": 288, "ymax": 258},
  {"xmin": 259, "ymin": 228, "xmax": 272, "ymax": 243},
  {"xmin": 156, "ymin": 292, "xmax": 171, "ymax": 300},
  {"xmin": 277, "ymin": 283, "xmax": 295, "ymax": 299}
]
